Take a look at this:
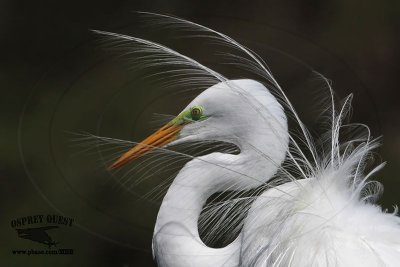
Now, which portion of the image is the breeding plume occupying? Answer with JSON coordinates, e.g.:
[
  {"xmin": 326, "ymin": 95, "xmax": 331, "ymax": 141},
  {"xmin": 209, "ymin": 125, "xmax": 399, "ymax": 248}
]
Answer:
[{"xmin": 94, "ymin": 13, "xmax": 400, "ymax": 267}]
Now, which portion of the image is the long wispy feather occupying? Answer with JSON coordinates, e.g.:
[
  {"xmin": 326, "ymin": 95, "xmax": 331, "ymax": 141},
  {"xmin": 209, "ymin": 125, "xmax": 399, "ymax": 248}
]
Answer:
[{"xmin": 92, "ymin": 29, "xmax": 224, "ymax": 92}]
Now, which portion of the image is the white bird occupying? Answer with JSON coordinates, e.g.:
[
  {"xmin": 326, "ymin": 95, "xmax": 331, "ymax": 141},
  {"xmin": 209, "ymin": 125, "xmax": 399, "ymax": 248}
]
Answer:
[{"xmin": 96, "ymin": 13, "xmax": 400, "ymax": 267}]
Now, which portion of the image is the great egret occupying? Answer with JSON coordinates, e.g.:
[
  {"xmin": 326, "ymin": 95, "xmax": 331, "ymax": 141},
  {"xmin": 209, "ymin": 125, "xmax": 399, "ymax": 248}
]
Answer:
[{"xmin": 95, "ymin": 13, "xmax": 400, "ymax": 267}]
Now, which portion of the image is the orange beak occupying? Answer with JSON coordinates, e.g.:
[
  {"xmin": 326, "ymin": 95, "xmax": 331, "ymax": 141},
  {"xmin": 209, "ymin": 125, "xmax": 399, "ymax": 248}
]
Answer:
[{"xmin": 109, "ymin": 122, "xmax": 185, "ymax": 170}]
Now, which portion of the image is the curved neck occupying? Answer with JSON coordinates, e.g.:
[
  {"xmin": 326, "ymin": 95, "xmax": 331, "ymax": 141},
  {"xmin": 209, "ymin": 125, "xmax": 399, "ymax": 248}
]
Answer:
[
  {"xmin": 152, "ymin": 144, "xmax": 274, "ymax": 266},
  {"xmin": 155, "ymin": 151, "xmax": 249, "ymax": 233}
]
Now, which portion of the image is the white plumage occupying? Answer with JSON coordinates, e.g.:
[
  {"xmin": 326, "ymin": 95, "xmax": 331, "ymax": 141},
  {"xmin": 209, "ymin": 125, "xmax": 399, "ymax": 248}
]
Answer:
[
  {"xmin": 152, "ymin": 79, "xmax": 288, "ymax": 267},
  {"xmin": 95, "ymin": 13, "xmax": 400, "ymax": 267}
]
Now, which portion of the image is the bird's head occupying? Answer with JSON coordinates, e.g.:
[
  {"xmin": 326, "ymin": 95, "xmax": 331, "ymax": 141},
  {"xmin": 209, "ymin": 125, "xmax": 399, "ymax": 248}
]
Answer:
[{"xmin": 109, "ymin": 79, "xmax": 287, "ymax": 170}]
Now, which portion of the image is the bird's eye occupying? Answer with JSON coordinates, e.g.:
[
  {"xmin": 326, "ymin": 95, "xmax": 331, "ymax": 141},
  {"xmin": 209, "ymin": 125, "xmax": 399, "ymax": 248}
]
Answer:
[{"xmin": 190, "ymin": 106, "xmax": 203, "ymax": 121}]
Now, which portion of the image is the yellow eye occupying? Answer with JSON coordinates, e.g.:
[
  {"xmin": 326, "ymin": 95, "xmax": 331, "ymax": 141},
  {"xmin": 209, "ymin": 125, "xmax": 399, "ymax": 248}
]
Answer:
[{"xmin": 191, "ymin": 106, "xmax": 203, "ymax": 121}]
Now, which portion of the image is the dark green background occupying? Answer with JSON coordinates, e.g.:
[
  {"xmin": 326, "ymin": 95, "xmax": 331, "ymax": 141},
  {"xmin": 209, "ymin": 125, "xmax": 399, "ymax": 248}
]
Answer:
[{"xmin": 1, "ymin": 0, "xmax": 399, "ymax": 266}]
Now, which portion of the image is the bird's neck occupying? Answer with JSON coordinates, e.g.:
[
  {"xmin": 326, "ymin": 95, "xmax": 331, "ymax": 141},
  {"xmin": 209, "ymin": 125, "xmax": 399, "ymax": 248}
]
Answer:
[
  {"xmin": 154, "ymin": 144, "xmax": 264, "ymax": 232},
  {"xmin": 152, "ymin": 146, "xmax": 270, "ymax": 266}
]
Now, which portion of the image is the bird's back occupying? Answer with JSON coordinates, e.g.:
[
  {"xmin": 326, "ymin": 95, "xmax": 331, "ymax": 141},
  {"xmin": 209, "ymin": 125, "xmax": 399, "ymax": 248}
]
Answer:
[{"xmin": 241, "ymin": 173, "xmax": 400, "ymax": 266}]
